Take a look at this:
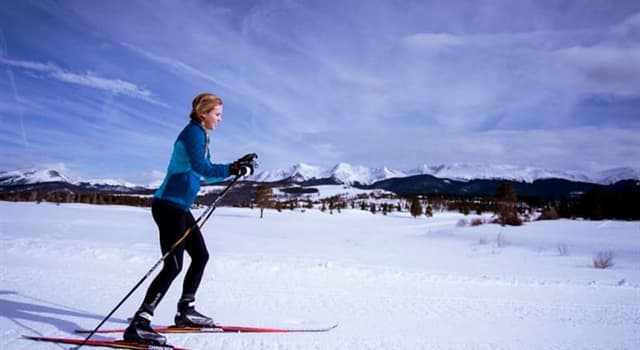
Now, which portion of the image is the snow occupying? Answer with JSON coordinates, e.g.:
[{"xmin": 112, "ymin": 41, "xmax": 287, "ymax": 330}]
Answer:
[
  {"xmin": 0, "ymin": 168, "xmax": 148, "ymax": 189},
  {"xmin": 0, "ymin": 169, "xmax": 69, "ymax": 185},
  {"xmin": 596, "ymin": 167, "xmax": 640, "ymax": 185},
  {"xmin": 4, "ymin": 164, "xmax": 639, "ymax": 191},
  {"xmin": 251, "ymin": 162, "xmax": 640, "ymax": 186},
  {"xmin": 1, "ymin": 201, "xmax": 639, "ymax": 350},
  {"xmin": 329, "ymin": 163, "xmax": 407, "ymax": 185},
  {"xmin": 409, "ymin": 163, "xmax": 595, "ymax": 183},
  {"xmin": 273, "ymin": 184, "xmax": 393, "ymax": 199},
  {"xmin": 250, "ymin": 162, "xmax": 408, "ymax": 185},
  {"xmin": 80, "ymin": 178, "xmax": 143, "ymax": 188},
  {"xmin": 250, "ymin": 163, "xmax": 326, "ymax": 183}
]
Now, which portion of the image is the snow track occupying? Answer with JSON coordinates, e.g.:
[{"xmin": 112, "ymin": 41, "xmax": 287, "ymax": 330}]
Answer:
[{"xmin": 1, "ymin": 202, "xmax": 638, "ymax": 349}]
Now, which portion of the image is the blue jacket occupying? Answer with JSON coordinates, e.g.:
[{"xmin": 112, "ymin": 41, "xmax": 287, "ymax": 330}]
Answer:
[{"xmin": 154, "ymin": 121, "xmax": 230, "ymax": 211}]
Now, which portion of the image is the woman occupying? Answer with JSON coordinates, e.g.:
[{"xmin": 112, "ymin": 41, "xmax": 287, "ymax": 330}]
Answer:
[{"xmin": 124, "ymin": 93, "xmax": 255, "ymax": 345}]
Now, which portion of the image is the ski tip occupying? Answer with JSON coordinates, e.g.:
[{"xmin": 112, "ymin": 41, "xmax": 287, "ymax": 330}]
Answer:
[
  {"xmin": 321, "ymin": 323, "xmax": 339, "ymax": 331},
  {"xmin": 23, "ymin": 334, "xmax": 189, "ymax": 350}
]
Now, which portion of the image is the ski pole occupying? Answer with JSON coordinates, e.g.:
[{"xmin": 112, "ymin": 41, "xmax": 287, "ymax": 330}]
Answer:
[{"xmin": 77, "ymin": 175, "xmax": 242, "ymax": 349}]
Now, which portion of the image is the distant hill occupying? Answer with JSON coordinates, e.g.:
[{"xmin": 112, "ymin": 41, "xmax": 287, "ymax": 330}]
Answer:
[
  {"xmin": 250, "ymin": 162, "xmax": 639, "ymax": 186},
  {"xmin": 1, "ymin": 164, "xmax": 639, "ymax": 202}
]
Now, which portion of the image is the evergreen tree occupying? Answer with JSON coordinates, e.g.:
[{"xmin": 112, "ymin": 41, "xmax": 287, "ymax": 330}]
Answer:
[
  {"xmin": 425, "ymin": 204, "xmax": 433, "ymax": 217},
  {"xmin": 494, "ymin": 181, "xmax": 521, "ymax": 226},
  {"xmin": 410, "ymin": 197, "xmax": 423, "ymax": 218},
  {"xmin": 255, "ymin": 184, "xmax": 274, "ymax": 218}
]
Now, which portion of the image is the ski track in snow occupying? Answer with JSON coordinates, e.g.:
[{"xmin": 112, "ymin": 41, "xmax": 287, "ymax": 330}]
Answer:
[{"xmin": 1, "ymin": 202, "xmax": 639, "ymax": 350}]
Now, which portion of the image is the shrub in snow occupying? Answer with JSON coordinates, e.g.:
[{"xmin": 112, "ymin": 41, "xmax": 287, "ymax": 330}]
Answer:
[
  {"xmin": 457, "ymin": 218, "xmax": 468, "ymax": 227},
  {"xmin": 493, "ymin": 211, "xmax": 523, "ymax": 226},
  {"xmin": 425, "ymin": 205, "xmax": 433, "ymax": 217},
  {"xmin": 557, "ymin": 243, "xmax": 569, "ymax": 256},
  {"xmin": 538, "ymin": 208, "xmax": 560, "ymax": 221},
  {"xmin": 471, "ymin": 218, "xmax": 484, "ymax": 226},
  {"xmin": 493, "ymin": 181, "xmax": 522, "ymax": 226},
  {"xmin": 593, "ymin": 251, "xmax": 615, "ymax": 269}
]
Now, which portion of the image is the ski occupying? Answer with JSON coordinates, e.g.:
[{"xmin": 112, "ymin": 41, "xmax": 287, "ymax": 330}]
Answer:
[
  {"xmin": 75, "ymin": 323, "xmax": 338, "ymax": 334},
  {"xmin": 22, "ymin": 335, "xmax": 190, "ymax": 350}
]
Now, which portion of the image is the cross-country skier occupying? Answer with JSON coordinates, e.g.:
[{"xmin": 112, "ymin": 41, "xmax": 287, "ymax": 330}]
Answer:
[{"xmin": 124, "ymin": 92, "xmax": 256, "ymax": 345}]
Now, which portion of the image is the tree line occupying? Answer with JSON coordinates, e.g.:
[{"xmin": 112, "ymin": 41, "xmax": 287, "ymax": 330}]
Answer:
[
  {"xmin": 2, "ymin": 180, "xmax": 638, "ymax": 221},
  {"xmin": 0, "ymin": 190, "xmax": 151, "ymax": 207}
]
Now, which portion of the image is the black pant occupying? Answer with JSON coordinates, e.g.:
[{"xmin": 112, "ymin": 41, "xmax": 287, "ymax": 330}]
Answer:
[{"xmin": 141, "ymin": 202, "xmax": 210, "ymax": 312}]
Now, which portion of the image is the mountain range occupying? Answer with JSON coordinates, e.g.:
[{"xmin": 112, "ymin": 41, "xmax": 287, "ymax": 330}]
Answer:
[
  {"xmin": 0, "ymin": 168, "xmax": 148, "ymax": 193},
  {"xmin": 248, "ymin": 162, "xmax": 639, "ymax": 186},
  {"xmin": 1, "ymin": 163, "xmax": 639, "ymax": 190},
  {"xmin": 1, "ymin": 164, "xmax": 638, "ymax": 203}
]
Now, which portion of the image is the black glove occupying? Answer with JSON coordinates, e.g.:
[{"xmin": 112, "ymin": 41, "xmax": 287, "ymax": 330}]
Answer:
[{"xmin": 230, "ymin": 153, "xmax": 258, "ymax": 177}]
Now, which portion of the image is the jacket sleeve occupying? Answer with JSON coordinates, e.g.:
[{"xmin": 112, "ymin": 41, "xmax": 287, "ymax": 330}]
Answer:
[{"xmin": 181, "ymin": 126, "xmax": 230, "ymax": 179}]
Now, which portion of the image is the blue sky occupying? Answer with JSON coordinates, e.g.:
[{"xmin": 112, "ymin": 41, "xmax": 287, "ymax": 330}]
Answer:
[{"xmin": 1, "ymin": 0, "xmax": 639, "ymax": 184}]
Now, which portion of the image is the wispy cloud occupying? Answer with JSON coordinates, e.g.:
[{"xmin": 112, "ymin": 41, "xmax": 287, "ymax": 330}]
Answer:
[
  {"xmin": 553, "ymin": 45, "xmax": 640, "ymax": 97},
  {"xmin": 0, "ymin": 57, "xmax": 167, "ymax": 106},
  {"xmin": 120, "ymin": 42, "xmax": 241, "ymax": 96},
  {"xmin": 1, "ymin": 1, "xmax": 639, "ymax": 182}
]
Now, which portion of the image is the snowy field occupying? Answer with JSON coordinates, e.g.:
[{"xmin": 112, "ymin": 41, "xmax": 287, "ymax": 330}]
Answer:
[{"xmin": 1, "ymin": 201, "xmax": 639, "ymax": 350}]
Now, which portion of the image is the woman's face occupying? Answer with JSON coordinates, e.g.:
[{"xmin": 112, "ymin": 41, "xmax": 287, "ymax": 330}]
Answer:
[{"xmin": 202, "ymin": 105, "xmax": 223, "ymax": 130}]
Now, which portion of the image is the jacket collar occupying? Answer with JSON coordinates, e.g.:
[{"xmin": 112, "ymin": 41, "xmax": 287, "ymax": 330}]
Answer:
[{"xmin": 189, "ymin": 120, "xmax": 206, "ymax": 131}]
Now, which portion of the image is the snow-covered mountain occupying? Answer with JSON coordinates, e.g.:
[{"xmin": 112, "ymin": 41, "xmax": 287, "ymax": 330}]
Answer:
[
  {"xmin": 79, "ymin": 178, "xmax": 143, "ymax": 189},
  {"xmin": 408, "ymin": 163, "xmax": 594, "ymax": 184},
  {"xmin": 0, "ymin": 168, "xmax": 148, "ymax": 190},
  {"xmin": 251, "ymin": 162, "xmax": 639, "ymax": 185},
  {"xmin": 329, "ymin": 163, "xmax": 407, "ymax": 185},
  {"xmin": 0, "ymin": 169, "xmax": 69, "ymax": 186},
  {"xmin": 250, "ymin": 162, "xmax": 406, "ymax": 185},
  {"xmin": 3, "ymin": 163, "xmax": 638, "ymax": 190},
  {"xmin": 250, "ymin": 163, "xmax": 327, "ymax": 183},
  {"xmin": 595, "ymin": 167, "xmax": 640, "ymax": 185}
]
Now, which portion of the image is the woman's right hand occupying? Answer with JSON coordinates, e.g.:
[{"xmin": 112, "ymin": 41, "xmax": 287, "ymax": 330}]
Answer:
[{"xmin": 230, "ymin": 153, "xmax": 258, "ymax": 177}]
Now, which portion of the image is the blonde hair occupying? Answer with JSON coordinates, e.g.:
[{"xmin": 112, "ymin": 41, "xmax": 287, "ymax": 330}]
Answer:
[{"xmin": 190, "ymin": 92, "xmax": 223, "ymax": 122}]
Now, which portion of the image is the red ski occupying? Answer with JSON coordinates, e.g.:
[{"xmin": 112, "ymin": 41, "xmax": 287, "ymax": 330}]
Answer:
[
  {"xmin": 75, "ymin": 323, "xmax": 338, "ymax": 334},
  {"xmin": 22, "ymin": 335, "xmax": 189, "ymax": 350}
]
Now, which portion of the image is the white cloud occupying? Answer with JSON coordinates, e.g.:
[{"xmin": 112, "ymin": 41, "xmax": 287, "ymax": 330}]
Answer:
[
  {"xmin": 402, "ymin": 32, "xmax": 467, "ymax": 52},
  {"xmin": 610, "ymin": 11, "xmax": 640, "ymax": 43},
  {"xmin": 0, "ymin": 57, "xmax": 161, "ymax": 103},
  {"xmin": 321, "ymin": 126, "xmax": 640, "ymax": 174},
  {"xmin": 2, "ymin": 1, "xmax": 639, "ymax": 178},
  {"xmin": 120, "ymin": 42, "xmax": 241, "ymax": 95},
  {"xmin": 553, "ymin": 45, "xmax": 640, "ymax": 98}
]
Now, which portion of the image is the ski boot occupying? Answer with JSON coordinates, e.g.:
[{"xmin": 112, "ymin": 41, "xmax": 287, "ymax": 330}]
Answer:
[
  {"xmin": 174, "ymin": 296, "xmax": 215, "ymax": 327},
  {"xmin": 124, "ymin": 307, "xmax": 167, "ymax": 345}
]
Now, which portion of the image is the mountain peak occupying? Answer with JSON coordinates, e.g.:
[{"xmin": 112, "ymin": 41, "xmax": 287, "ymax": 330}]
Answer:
[
  {"xmin": 410, "ymin": 163, "xmax": 593, "ymax": 183},
  {"xmin": 251, "ymin": 163, "xmax": 639, "ymax": 185},
  {"xmin": 250, "ymin": 162, "xmax": 326, "ymax": 182},
  {"xmin": 250, "ymin": 162, "xmax": 405, "ymax": 185},
  {"xmin": 3, "ymin": 163, "xmax": 638, "ymax": 189},
  {"xmin": 0, "ymin": 168, "xmax": 69, "ymax": 186},
  {"xmin": 596, "ymin": 167, "xmax": 640, "ymax": 184}
]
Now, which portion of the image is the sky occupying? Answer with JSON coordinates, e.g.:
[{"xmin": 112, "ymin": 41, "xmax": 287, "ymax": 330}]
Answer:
[{"xmin": 1, "ymin": 0, "xmax": 639, "ymax": 185}]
